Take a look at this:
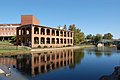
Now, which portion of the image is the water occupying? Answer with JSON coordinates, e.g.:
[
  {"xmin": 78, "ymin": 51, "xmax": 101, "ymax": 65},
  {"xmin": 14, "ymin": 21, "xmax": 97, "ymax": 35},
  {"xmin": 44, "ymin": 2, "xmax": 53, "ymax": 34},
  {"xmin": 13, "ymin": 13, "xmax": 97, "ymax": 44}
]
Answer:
[{"xmin": 0, "ymin": 47, "xmax": 120, "ymax": 80}]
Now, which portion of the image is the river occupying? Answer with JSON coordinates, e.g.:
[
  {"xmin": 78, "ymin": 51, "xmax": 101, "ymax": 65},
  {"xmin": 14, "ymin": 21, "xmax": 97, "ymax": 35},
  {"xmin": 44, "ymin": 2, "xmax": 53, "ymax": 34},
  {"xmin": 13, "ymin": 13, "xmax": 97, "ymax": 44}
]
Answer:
[{"xmin": 0, "ymin": 47, "xmax": 120, "ymax": 80}]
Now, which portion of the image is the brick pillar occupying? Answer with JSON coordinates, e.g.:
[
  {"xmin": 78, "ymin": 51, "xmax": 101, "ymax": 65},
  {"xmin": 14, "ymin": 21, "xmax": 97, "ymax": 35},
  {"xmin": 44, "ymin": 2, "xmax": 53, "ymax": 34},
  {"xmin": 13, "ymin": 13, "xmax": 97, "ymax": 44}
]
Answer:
[
  {"xmin": 39, "ymin": 27, "xmax": 41, "ymax": 35},
  {"xmin": 31, "ymin": 26, "xmax": 34, "ymax": 48},
  {"xmin": 39, "ymin": 37, "xmax": 41, "ymax": 45}
]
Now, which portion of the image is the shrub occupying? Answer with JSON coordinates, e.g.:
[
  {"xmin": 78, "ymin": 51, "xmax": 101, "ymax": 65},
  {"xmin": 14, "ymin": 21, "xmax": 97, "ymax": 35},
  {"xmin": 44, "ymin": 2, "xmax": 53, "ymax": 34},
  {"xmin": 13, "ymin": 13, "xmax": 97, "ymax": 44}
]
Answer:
[
  {"xmin": 44, "ymin": 46, "xmax": 48, "ymax": 48},
  {"xmin": 38, "ymin": 45, "xmax": 41, "ymax": 48},
  {"xmin": 68, "ymin": 45, "xmax": 72, "ymax": 47},
  {"xmin": 63, "ymin": 45, "xmax": 65, "ymax": 47}
]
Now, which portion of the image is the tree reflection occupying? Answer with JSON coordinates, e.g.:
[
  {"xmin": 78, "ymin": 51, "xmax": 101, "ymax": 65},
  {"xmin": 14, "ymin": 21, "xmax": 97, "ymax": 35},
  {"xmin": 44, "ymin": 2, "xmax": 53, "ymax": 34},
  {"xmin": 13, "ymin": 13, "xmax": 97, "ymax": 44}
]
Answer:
[{"xmin": 69, "ymin": 49, "xmax": 85, "ymax": 69}]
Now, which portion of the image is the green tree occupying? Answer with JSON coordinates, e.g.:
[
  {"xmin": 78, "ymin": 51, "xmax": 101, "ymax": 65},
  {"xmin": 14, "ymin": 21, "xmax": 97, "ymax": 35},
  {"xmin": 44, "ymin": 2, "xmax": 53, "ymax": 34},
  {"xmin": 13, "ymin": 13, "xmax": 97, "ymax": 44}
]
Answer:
[
  {"xmin": 69, "ymin": 24, "xmax": 85, "ymax": 45},
  {"xmin": 63, "ymin": 24, "xmax": 67, "ymax": 30},
  {"xmin": 86, "ymin": 34, "xmax": 93, "ymax": 40},
  {"xmin": 103, "ymin": 33, "xmax": 113, "ymax": 40},
  {"xmin": 11, "ymin": 36, "xmax": 16, "ymax": 41},
  {"xmin": 94, "ymin": 34, "xmax": 102, "ymax": 43}
]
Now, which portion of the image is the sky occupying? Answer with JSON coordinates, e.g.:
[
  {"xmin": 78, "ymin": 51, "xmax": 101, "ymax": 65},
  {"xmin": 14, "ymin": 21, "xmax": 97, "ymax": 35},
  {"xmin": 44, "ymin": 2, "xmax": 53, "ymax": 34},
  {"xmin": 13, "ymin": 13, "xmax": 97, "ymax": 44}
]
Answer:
[{"xmin": 0, "ymin": 0, "xmax": 120, "ymax": 39}]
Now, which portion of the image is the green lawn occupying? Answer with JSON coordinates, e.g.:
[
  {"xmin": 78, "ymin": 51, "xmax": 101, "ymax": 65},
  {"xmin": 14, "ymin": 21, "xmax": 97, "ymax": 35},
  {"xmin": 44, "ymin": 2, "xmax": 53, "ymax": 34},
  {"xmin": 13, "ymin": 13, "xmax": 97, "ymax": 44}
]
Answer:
[{"xmin": 0, "ymin": 41, "xmax": 30, "ymax": 54}]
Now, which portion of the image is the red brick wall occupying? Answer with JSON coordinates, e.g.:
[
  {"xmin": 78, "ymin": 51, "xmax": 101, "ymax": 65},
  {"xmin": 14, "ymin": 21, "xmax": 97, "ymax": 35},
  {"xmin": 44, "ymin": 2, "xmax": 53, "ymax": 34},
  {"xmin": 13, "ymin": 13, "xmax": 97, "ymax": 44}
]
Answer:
[{"xmin": 21, "ymin": 15, "xmax": 40, "ymax": 25}]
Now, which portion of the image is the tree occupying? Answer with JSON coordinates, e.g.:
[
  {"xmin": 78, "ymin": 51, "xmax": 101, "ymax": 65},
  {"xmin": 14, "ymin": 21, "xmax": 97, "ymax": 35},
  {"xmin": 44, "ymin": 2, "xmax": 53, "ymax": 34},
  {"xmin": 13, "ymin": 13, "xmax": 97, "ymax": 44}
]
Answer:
[
  {"xmin": 63, "ymin": 24, "xmax": 67, "ymax": 30},
  {"xmin": 69, "ymin": 24, "xmax": 85, "ymax": 45},
  {"xmin": 103, "ymin": 33, "xmax": 113, "ymax": 40},
  {"xmin": 94, "ymin": 34, "xmax": 102, "ymax": 43},
  {"xmin": 86, "ymin": 34, "xmax": 93, "ymax": 40}
]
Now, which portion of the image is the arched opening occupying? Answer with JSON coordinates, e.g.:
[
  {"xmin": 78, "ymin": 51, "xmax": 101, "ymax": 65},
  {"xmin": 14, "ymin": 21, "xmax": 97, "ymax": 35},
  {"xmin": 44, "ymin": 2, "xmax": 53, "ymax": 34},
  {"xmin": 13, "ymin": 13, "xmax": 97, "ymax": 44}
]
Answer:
[
  {"xmin": 41, "ymin": 28, "xmax": 45, "ymax": 35},
  {"xmin": 34, "ymin": 37, "xmax": 39, "ymax": 44},
  {"xmin": 34, "ymin": 27, "xmax": 39, "ymax": 34},
  {"xmin": 41, "ymin": 37, "xmax": 45, "ymax": 44},
  {"xmin": 52, "ymin": 38, "xmax": 55, "ymax": 44},
  {"xmin": 47, "ymin": 29, "xmax": 50, "ymax": 35},
  {"xmin": 56, "ymin": 30, "xmax": 59, "ymax": 36},
  {"xmin": 68, "ymin": 39, "xmax": 69, "ymax": 44},
  {"xmin": 71, "ymin": 39, "xmax": 72, "ymax": 44},
  {"xmin": 64, "ymin": 31, "xmax": 66, "ymax": 37},
  {"xmin": 22, "ymin": 28, "xmax": 25, "ymax": 35},
  {"xmin": 60, "ymin": 38, "xmax": 63, "ymax": 44},
  {"xmin": 64, "ymin": 39, "xmax": 66, "ymax": 44},
  {"xmin": 68, "ymin": 32, "xmax": 69, "ymax": 37},
  {"xmin": 56, "ymin": 38, "xmax": 59, "ymax": 44},
  {"xmin": 46, "ymin": 37, "xmax": 50, "ymax": 44},
  {"xmin": 26, "ymin": 27, "xmax": 30, "ymax": 35},
  {"xmin": 52, "ymin": 30, "xmax": 55, "ymax": 36},
  {"xmin": 71, "ymin": 32, "xmax": 72, "ymax": 37},
  {"xmin": 60, "ymin": 31, "xmax": 63, "ymax": 36}
]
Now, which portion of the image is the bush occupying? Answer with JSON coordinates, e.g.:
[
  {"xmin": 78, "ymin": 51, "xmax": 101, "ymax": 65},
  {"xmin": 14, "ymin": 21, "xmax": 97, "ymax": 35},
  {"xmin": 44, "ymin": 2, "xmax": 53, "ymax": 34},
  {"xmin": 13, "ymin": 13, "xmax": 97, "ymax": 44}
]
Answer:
[
  {"xmin": 44, "ymin": 46, "xmax": 48, "ymax": 48},
  {"xmin": 38, "ymin": 45, "xmax": 41, "ymax": 48},
  {"xmin": 67, "ymin": 45, "xmax": 72, "ymax": 47},
  {"xmin": 63, "ymin": 45, "xmax": 65, "ymax": 47}
]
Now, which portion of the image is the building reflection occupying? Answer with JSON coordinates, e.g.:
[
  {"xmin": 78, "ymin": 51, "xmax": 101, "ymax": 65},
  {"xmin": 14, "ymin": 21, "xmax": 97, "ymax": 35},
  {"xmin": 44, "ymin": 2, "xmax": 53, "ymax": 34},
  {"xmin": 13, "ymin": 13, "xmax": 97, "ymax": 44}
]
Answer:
[
  {"xmin": 0, "ymin": 56, "xmax": 16, "ymax": 66},
  {"xmin": 16, "ymin": 49, "xmax": 74, "ymax": 76}
]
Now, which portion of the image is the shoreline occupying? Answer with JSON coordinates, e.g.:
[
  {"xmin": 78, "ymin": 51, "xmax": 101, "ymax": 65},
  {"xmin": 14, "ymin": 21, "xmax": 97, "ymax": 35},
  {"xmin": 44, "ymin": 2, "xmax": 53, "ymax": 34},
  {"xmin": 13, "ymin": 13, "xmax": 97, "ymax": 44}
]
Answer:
[
  {"xmin": 0, "ymin": 45, "xmax": 94, "ymax": 55},
  {"xmin": 31, "ymin": 45, "xmax": 94, "ymax": 52}
]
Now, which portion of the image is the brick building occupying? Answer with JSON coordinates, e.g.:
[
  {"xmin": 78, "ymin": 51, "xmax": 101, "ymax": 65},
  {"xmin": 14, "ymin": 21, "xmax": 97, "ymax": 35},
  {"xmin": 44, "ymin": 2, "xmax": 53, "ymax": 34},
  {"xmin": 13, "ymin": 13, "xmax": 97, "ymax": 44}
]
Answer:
[
  {"xmin": 0, "ymin": 24, "xmax": 20, "ymax": 41},
  {"xmin": 16, "ymin": 15, "xmax": 74, "ymax": 48}
]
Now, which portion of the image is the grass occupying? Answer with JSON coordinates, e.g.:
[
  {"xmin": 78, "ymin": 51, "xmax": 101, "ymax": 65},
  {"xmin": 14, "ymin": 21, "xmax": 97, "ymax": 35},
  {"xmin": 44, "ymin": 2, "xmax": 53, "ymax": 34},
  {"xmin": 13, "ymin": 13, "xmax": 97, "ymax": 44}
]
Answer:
[{"xmin": 0, "ymin": 41, "xmax": 30, "ymax": 54}]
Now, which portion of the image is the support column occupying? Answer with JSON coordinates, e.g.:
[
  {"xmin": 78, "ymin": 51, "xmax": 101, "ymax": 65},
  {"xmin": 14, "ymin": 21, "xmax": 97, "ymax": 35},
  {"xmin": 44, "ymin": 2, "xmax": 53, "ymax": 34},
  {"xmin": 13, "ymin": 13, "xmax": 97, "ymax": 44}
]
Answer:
[
  {"xmin": 31, "ymin": 26, "xmax": 34, "ymax": 48},
  {"xmin": 39, "ymin": 37, "xmax": 41, "ymax": 45},
  {"xmin": 45, "ymin": 28, "xmax": 47, "ymax": 35},
  {"xmin": 39, "ymin": 27, "xmax": 41, "ymax": 35}
]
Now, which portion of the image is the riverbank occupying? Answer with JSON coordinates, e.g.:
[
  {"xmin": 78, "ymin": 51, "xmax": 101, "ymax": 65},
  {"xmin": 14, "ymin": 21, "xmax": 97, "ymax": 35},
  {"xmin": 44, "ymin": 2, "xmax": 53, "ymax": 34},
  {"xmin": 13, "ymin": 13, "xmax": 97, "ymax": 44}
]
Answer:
[
  {"xmin": 31, "ymin": 45, "xmax": 95, "ymax": 52},
  {"xmin": 0, "ymin": 45, "xmax": 95, "ymax": 55}
]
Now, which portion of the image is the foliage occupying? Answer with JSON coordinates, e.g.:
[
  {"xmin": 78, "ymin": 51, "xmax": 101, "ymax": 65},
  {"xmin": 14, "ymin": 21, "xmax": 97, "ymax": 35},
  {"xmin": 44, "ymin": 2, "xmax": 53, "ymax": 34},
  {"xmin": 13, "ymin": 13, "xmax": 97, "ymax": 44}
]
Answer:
[
  {"xmin": 63, "ymin": 24, "xmax": 67, "ymax": 30},
  {"xmin": 94, "ymin": 34, "xmax": 102, "ymax": 43},
  {"xmin": 103, "ymin": 33, "xmax": 113, "ymax": 40},
  {"xmin": 11, "ymin": 36, "xmax": 16, "ymax": 41},
  {"xmin": 38, "ymin": 45, "xmax": 41, "ymax": 48},
  {"xmin": 69, "ymin": 24, "xmax": 85, "ymax": 45},
  {"xmin": 44, "ymin": 46, "xmax": 48, "ymax": 48},
  {"xmin": 86, "ymin": 34, "xmax": 93, "ymax": 40}
]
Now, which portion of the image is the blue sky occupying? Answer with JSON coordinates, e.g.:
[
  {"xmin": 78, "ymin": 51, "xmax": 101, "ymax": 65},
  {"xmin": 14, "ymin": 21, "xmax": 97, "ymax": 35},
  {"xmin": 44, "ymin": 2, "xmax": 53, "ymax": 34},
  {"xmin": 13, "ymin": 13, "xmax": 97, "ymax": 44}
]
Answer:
[{"xmin": 0, "ymin": 0, "xmax": 120, "ymax": 39}]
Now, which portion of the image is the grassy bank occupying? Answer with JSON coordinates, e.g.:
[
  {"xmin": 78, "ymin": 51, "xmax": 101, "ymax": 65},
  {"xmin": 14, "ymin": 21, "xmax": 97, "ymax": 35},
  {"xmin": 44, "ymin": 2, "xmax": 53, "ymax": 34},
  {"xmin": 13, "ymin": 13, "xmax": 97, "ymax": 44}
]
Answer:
[{"xmin": 0, "ymin": 41, "xmax": 30, "ymax": 54}]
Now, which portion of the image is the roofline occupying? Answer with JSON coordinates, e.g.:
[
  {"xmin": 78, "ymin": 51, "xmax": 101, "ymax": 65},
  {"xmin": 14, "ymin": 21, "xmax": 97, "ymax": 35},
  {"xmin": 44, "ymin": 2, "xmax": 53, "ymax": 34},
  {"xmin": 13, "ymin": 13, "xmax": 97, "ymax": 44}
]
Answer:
[{"xmin": 19, "ymin": 24, "xmax": 74, "ymax": 32}]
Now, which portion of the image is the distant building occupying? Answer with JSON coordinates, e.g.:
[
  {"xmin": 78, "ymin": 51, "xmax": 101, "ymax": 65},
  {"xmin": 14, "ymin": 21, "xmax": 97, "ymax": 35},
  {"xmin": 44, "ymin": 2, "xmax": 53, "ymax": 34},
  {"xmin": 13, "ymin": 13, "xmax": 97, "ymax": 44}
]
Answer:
[
  {"xmin": 16, "ymin": 15, "xmax": 74, "ymax": 48},
  {"xmin": 0, "ymin": 24, "xmax": 20, "ymax": 41}
]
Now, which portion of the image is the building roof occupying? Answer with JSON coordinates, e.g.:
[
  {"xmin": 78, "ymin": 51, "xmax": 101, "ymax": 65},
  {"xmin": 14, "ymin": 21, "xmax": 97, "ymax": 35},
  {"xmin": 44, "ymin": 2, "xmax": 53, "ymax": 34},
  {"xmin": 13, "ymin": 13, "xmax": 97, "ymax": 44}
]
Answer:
[{"xmin": 20, "ymin": 24, "xmax": 74, "ymax": 32}]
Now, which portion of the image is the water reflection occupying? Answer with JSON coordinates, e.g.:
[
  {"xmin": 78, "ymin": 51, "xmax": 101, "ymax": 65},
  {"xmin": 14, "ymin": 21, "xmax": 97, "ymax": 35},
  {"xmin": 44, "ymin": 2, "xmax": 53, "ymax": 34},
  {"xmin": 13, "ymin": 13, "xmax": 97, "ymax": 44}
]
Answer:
[
  {"xmin": 16, "ymin": 49, "xmax": 74, "ymax": 76},
  {"xmin": 0, "ymin": 47, "xmax": 120, "ymax": 80},
  {"xmin": 85, "ymin": 47, "xmax": 118, "ymax": 57},
  {"xmin": 0, "ymin": 55, "xmax": 17, "ymax": 67},
  {"xmin": 99, "ymin": 66, "xmax": 120, "ymax": 80}
]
